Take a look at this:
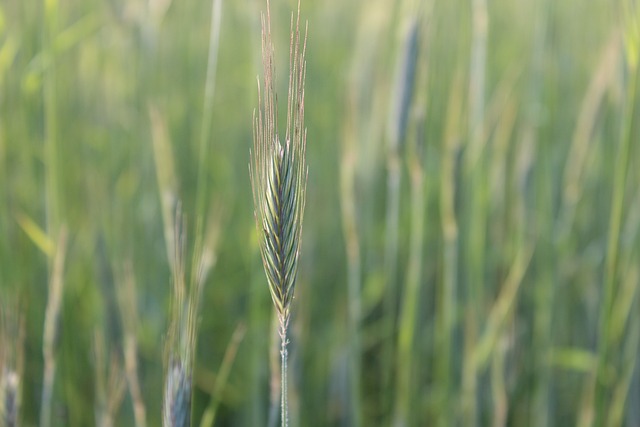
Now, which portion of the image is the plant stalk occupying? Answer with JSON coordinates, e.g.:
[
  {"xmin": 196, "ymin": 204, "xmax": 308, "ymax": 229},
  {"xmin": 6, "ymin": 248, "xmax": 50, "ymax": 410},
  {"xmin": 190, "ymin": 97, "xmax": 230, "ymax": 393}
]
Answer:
[{"xmin": 280, "ymin": 323, "xmax": 289, "ymax": 427}]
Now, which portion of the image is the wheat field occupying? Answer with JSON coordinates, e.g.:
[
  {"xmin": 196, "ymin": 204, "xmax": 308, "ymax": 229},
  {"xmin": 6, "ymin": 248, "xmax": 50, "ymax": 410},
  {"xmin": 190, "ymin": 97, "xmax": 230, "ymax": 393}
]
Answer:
[{"xmin": 0, "ymin": 0, "xmax": 639, "ymax": 425}]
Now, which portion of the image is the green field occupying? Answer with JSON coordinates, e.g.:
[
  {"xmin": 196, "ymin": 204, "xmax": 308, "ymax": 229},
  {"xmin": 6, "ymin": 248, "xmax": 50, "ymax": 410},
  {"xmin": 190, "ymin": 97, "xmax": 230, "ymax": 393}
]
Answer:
[{"xmin": 1, "ymin": 0, "xmax": 639, "ymax": 425}]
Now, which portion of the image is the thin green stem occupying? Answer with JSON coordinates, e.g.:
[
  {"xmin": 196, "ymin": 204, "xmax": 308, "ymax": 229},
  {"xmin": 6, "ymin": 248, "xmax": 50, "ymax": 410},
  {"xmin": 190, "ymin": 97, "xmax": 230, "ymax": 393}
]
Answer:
[
  {"xmin": 195, "ymin": 0, "xmax": 222, "ymax": 221},
  {"xmin": 40, "ymin": 228, "xmax": 67, "ymax": 427},
  {"xmin": 437, "ymin": 74, "xmax": 463, "ymax": 426},
  {"xmin": 280, "ymin": 324, "xmax": 289, "ymax": 427},
  {"xmin": 43, "ymin": 0, "xmax": 60, "ymax": 239},
  {"xmin": 393, "ymin": 149, "xmax": 424, "ymax": 427},
  {"xmin": 462, "ymin": 0, "xmax": 488, "ymax": 424},
  {"xmin": 382, "ymin": 150, "xmax": 401, "ymax": 412},
  {"xmin": 595, "ymin": 53, "xmax": 639, "ymax": 427},
  {"xmin": 340, "ymin": 95, "xmax": 362, "ymax": 427},
  {"xmin": 199, "ymin": 323, "xmax": 246, "ymax": 427}
]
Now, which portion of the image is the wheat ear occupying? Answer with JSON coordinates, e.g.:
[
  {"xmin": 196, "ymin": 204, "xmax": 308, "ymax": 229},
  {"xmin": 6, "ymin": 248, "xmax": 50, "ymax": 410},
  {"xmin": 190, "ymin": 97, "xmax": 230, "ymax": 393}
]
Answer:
[
  {"xmin": 162, "ymin": 209, "xmax": 210, "ymax": 427},
  {"xmin": 250, "ymin": 1, "xmax": 307, "ymax": 426},
  {"xmin": 1, "ymin": 299, "xmax": 24, "ymax": 427}
]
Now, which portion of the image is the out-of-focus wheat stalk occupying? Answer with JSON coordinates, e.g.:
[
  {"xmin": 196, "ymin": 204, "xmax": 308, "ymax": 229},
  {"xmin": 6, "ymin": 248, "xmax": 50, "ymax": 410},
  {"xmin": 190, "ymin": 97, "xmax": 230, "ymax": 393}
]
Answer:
[
  {"xmin": 250, "ymin": 1, "xmax": 307, "ymax": 425},
  {"xmin": 592, "ymin": 2, "xmax": 640, "ymax": 425},
  {"xmin": 195, "ymin": 0, "xmax": 223, "ymax": 222},
  {"xmin": 115, "ymin": 261, "xmax": 147, "ymax": 427},
  {"xmin": 393, "ymin": 9, "xmax": 428, "ymax": 426},
  {"xmin": 381, "ymin": 5, "xmax": 420, "ymax": 415},
  {"xmin": 436, "ymin": 72, "xmax": 464, "ymax": 426},
  {"xmin": 93, "ymin": 329, "xmax": 126, "ymax": 427},
  {"xmin": 199, "ymin": 322, "xmax": 247, "ymax": 427},
  {"xmin": 462, "ymin": 0, "xmax": 488, "ymax": 424},
  {"xmin": 340, "ymin": 92, "xmax": 362, "ymax": 427},
  {"xmin": 40, "ymin": 226, "xmax": 68, "ymax": 427}
]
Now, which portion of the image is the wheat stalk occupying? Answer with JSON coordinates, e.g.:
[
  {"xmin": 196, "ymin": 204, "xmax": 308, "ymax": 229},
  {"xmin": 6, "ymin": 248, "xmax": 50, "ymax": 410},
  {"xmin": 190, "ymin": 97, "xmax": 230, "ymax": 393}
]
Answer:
[
  {"xmin": 93, "ymin": 329, "xmax": 126, "ymax": 427},
  {"xmin": 250, "ymin": 1, "xmax": 307, "ymax": 425},
  {"xmin": 114, "ymin": 260, "xmax": 148, "ymax": 427},
  {"xmin": 40, "ymin": 226, "xmax": 68, "ymax": 427}
]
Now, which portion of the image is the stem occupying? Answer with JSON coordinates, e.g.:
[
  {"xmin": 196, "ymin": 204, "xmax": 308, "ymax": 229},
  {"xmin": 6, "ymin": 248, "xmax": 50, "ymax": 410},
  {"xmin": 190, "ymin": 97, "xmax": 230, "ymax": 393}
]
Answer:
[
  {"xmin": 199, "ymin": 323, "xmax": 246, "ymax": 427},
  {"xmin": 531, "ymin": 2, "xmax": 553, "ymax": 423},
  {"xmin": 125, "ymin": 334, "xmax": 148, "ymax": 427},
  {"xmin": 393, "ymin": 148, "xmax": 424, "ymax": 427},
  {"xmin": 280, "ymin": 323, "xmax": 289, "ymax": 427},
  {"xmin": 462, "ymin": 0, "xmax": 488, "ymax": 421},
  {"xmin": 594, "ymin": 50, "xmax": 639, "ymax": 427},
  {"xmin": 195, "ymin": 0, "xmax": 222, "ymax": 220},
  {"xmin": 437, "ymin": 75, "xmax": 463, "ymax": 427},
  {"xmin": 382, "ymin": 149, "xmax": 401, "ymax": 412},
  {"xmin": 40, "ymin": 227, "xmax": 68, "ymax": 427},
  {"xmin": 43, "ymin": 0, "xmax": 60, "ymax": 238},
  {"xmin": 340, "ymin": 96, "xmax": 362, "ymax": 427},
  {"xmin": 41, "ymin": 5, "xmax": 62, "ymax": 421},
  {"xmin": 267, "ymin": 316, "xmax": 280, "ymax": 427}
]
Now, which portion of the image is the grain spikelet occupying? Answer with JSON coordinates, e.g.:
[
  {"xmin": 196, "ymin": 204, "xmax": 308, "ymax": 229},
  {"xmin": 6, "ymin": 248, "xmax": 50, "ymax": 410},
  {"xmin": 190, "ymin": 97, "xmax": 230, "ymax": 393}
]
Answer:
[
  {"xmin": 250, "ymin": 0, "xmax": 308, "ymax": 332},
  {"xmin": 162, "ymin": 208, "xmax": 214, "ymax": 427}
]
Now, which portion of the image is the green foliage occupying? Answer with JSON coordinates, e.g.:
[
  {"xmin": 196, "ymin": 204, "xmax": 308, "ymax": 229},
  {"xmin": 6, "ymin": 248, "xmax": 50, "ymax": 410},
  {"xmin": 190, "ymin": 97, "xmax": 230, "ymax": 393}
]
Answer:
[{"xmin": 0, "ymin": 0, "xmax": 639, "ymax": 426}]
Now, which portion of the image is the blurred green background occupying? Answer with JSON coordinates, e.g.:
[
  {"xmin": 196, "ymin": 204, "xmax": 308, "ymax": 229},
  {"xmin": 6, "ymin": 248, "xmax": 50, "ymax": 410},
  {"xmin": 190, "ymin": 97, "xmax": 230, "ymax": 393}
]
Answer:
[{"xmin": 1, "ymin": 0, "xmax": 639, "ymax": 425}]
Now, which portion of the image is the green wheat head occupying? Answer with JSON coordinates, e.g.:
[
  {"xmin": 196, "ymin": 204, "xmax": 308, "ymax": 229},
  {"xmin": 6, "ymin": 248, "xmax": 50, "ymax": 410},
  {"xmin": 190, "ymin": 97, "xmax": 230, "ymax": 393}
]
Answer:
[{"xmin": 250, "ymin": 0, "xmax": 308, "ymax": 332}]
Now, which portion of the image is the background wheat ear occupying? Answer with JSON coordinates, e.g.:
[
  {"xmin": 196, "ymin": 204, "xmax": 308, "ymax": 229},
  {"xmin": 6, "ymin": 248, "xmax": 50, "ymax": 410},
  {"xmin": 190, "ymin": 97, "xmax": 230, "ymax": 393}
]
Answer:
[
  {"xmin": 1, "ymin": 299, "xmax": 25, "ymax": 427},
  {"xmin": 162, "ymin": 207, "xmax": 213, "ymax": 427},
  {"xmin": 250, "ymin": 0, "xmax": 307, "ymax": 426},
  {"xmin": 162, "ymin": 209, "xmax": 193, "ymax": 427}
]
